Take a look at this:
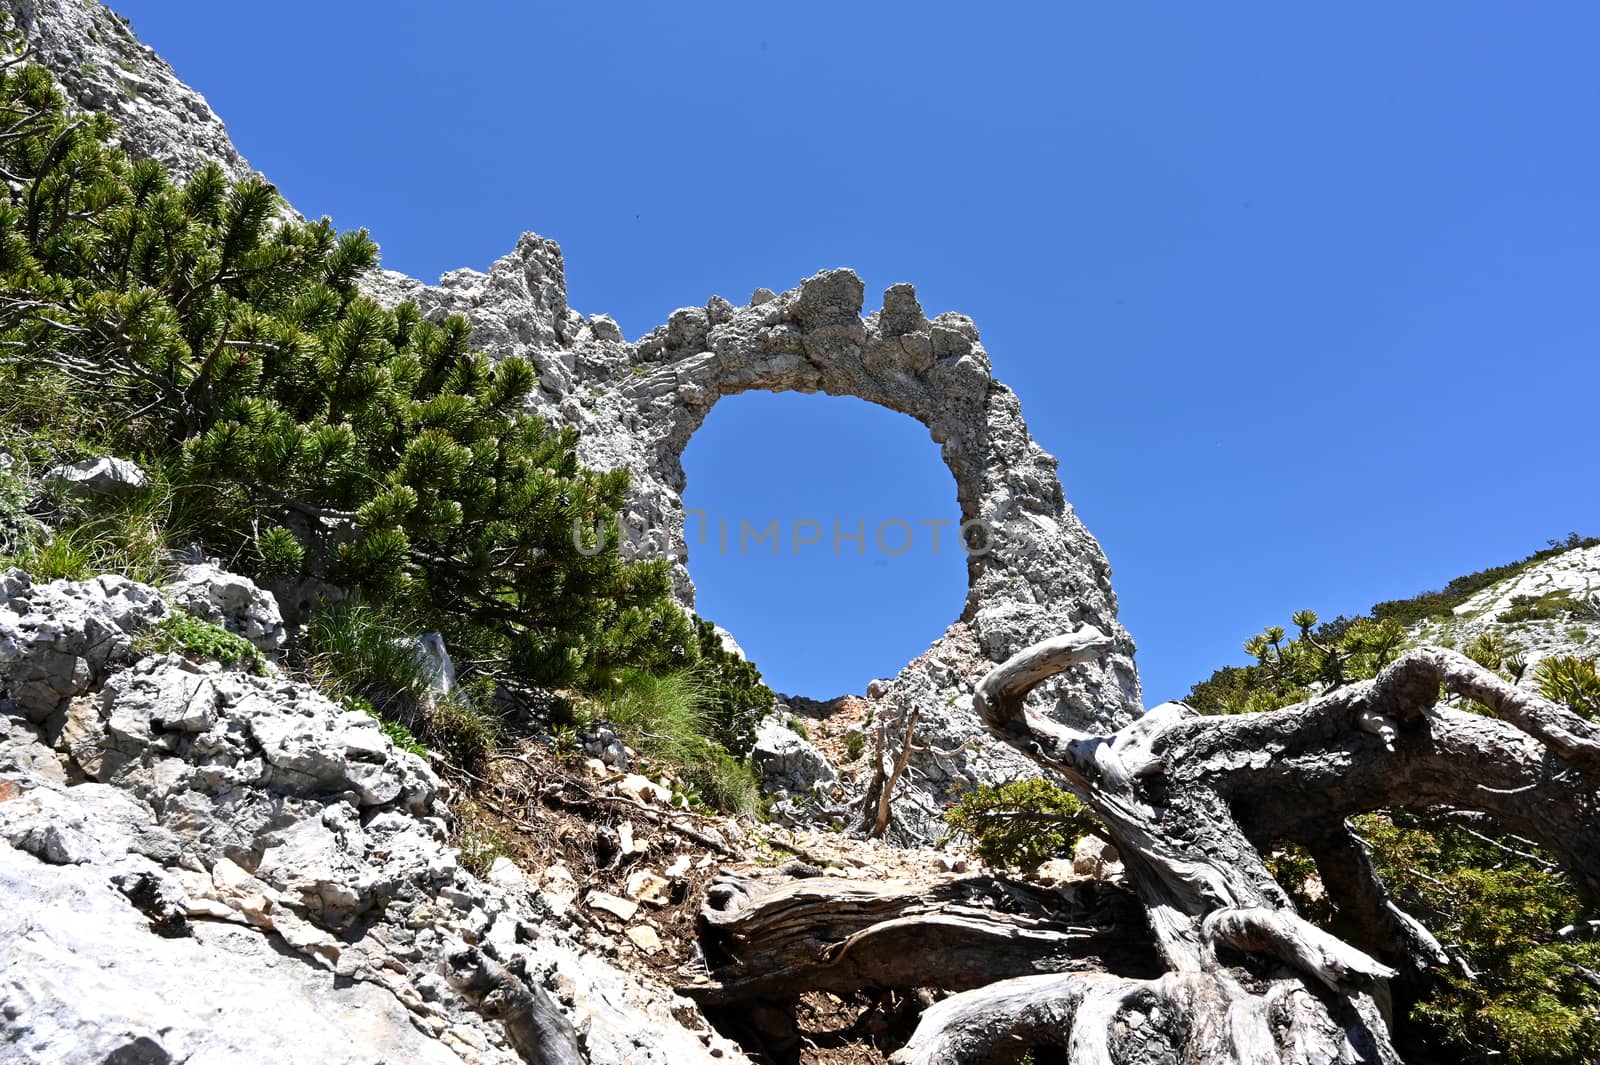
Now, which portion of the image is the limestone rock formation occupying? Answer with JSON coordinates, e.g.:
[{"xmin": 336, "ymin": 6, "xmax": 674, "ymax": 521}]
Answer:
[
  {"xmin": 0, "ymin": 0, "xmax": 250, "ymax": 183},
  {"xmin": 6, "ymin": 0, "xmax": 1143, "ymax": 841},
  {"xmin": 380, "ymin": 239, "xmax": 1141, "ymax": 839},
  {"xmin": 1409, "ymin": 541, "xmax": 1600, "ymax": 677},
  {"xmin": 0, "ymin": 569, "xmax": 167, "ymax": 723},
  {"xmin": 0, "ymin": 572, "xmax": 748, "ymax": 1065},
  {"xmin": 42, "ymin": 456, "xmax": 149, "ymax": 501},
  {"xmin": 160, "ymin": 563, "xmax": 288, "ymax": 654},
  {"xmin": 750, "ymin": 711, "xmax": 838, "ymax": 797}
]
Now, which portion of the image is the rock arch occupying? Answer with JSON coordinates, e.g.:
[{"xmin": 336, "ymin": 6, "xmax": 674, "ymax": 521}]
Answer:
[{"xmin": 372, "ymin": 234, "xmax": 1141, "ymax": 834}]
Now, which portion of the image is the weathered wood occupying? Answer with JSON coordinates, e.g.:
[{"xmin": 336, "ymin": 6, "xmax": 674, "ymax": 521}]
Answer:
[
  {"xmin": 1369, "ymin": 646, "xmax": 1600, "ymax": 773},
  {"xmin": 889, "ymin": 969, "xmax": 1401, "ymax": 1065},
  {"xmin": 695, "ymin": 632, "xmax": 1600, "ymax": 1063},
  {"xmin": 684, "ymin": 870, "xmax": 1159, "ymax": 1005}
]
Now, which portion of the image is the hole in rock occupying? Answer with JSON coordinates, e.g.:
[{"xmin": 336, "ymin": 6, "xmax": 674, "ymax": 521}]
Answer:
[{"xmin": 680, "ymin": 391, "xmax": 966, "ymax": 699}]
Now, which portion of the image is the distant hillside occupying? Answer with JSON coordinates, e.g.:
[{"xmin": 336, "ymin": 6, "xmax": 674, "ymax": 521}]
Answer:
[
  {"xmin": 1187, "ymin": 533, "xmax": 1600, "ymax": 710},
  {"xmin": 1407, "ymin": 536, "xmax": 1600, "ymax": 678}
]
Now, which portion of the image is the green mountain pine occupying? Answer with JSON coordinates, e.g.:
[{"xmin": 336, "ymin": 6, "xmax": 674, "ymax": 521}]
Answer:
[{"xmin": 0, "ymin": 41, "xmax": 697, "ymax": 695}]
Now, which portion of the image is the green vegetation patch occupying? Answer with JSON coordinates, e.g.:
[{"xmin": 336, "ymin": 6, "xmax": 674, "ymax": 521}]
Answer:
[
  {"xmin": 1370, "ymin": 533, "xmax": 1598, "ymax": 627},
  {"xmin": 1181, "ymin": 540, "xmax": 1600, "ymax": 1064},
  {"xmin": 137, "ymin": 611, "xmax": 266, "ymax": 674},
  {"xmin": 943, "ymin": 777, "xmax": 1097, "ymax": 870}
]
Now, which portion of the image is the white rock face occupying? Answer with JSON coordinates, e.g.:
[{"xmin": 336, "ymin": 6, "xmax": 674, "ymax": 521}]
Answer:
[
  {"xmin": 383, "ymin": 242, "xmax": 1140, "ymax": 729},
  {"xmin": 1451, "ymin": 544, "xmax": 1600, "ymax": 622},
  {"xmin": 1, "ymin": 853, "xmax": 466, "ymax": 1065},
  {"xmin": 161, "ymin": 562, "xmax": 288, "ymax": 653},
  {"xmin": 0, "ymin": 0, "xmax": 252, "ymax": 183},
  {"xmin": 384, "ymin": 242, "xmax": 1141, "ymax": 840},
  {"xmin": 1410, "ymin": 542, "xmax": 1600, "ymax": 690},
  {"xmin": 0, "ymin": 569, "xmax": 167, "ymax": 721},
  {"xmin": 0, "ymin": 574, "xmax": 749, "ymax": 1065},
  {"xmin": 752, "ymin": 712, "xmax": 837, "ymax": 796}
]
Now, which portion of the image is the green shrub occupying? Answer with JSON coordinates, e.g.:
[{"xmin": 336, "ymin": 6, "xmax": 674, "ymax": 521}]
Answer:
[
  {"xmin": 0, "ymin": 463, "xmax": 33, "ymax": 554},
  {"xmin": 1533, "ymin": 655, "xmax": 1600, "ymax": 721},
  {"xmin": 597, "ymin": 668, "xmax": 711, "ymax": 767},
  {"xmin": 1500, "ymin": 592, "xmax": 1581, "ymax": 624},
  {"xmin": 137, "ymin": 611, "xmax": 266, "ymax": 674},
  {"xmin": 456, "ymin": 815, "xmax": 509, "ymax": 879},
  {"xmin": 1358, "ymin": 814, "xmax": 1598, "ymax": 1064},
  {"xmin": 944, "ymin": 777, "xmax": 1097, "ymax": 870},
  {"xmin": 693, "ymin": 616, "xmax": 773, "ymax": 754},
  {"xmin": 1186, "ymin": 610, "xmax": 1404, "ymax": 714},
  {"xmin": 844, "ymin": 731, "xmax": 865, "ymax": 761},
  {"xmin": 14, "ymin": 525, "xmax": 94, "ymax": 581},
  {"xmin": 583, "ymin": 667, "xmax": 760, "ymax": 815},
  {"xmin": 309, "ymin": 601, "xmax": 499, "ymax": 767},
  {"xmin": 0, "ymin": 42, "xmax": 690, "ymax": 699},
  {"xmin": 786, "ymin": 715, "xmax": 809, "ymax": 740},
  {"xmin": 1184, "ymin": 587, "xmax": 1599, "ymax": 1064},
  {"xmin": 426, "ymin": 694, "xmax": 500, "ymax": 767},
  {"xmin": 304, "ymin": 601, "xmax": 492, "ymax": 767},
  {"xmin": 1370, "ymin": 533, "xmax": 1598, "ymax": 626},
  {"xmin": 309, "ymin": 603, "xmax": 433, "ymax": 710},
  {"xmin": 676, "ymin": 742, "xmax": 761, "ymax": 817}
]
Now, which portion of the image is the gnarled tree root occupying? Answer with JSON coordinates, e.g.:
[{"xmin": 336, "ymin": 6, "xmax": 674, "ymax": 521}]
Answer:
[
  {"xmin": 693, "ymin": 632, "xmax": 1599, "ymax": 1063},
  {"xmin": 890, "ymin": 969, "xmax": 1399, "ymax": 1065}
]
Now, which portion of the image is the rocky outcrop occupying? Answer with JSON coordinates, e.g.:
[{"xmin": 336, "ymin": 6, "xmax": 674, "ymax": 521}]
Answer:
[
  {"xmin": 0, "ymin": 573, "xmax": 748, "ymax": 1065},
  {"xmin": 751, "ymin": 712, "xmax": 837, "ymax": 798},
  {"xmin": 1409, "ymin": 542, "xmax": 1600, "ymax": 686},
  {"xmin": 377, "ymin": 239, "xmax": 1141, "ymax": 731},
  {"xmin": 379, "ymin": 240, "xmax": 1140, "ymax": 840},
  {"xmin": 160, "ymin": 563, "xmax": 288, "ymax": 654},
  {"xmin": 1, "ymin": 0, "xmax": 251, "ymax": 182},
  {"xmin": 0, "ymin": 570, "xmax": 167, "ymax": 722}
]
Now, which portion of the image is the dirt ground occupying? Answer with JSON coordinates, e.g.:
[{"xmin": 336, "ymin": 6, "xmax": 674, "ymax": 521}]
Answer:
[{"xmin": 443, "ymin": 736, "xmax": 987, "ymax": 1064}]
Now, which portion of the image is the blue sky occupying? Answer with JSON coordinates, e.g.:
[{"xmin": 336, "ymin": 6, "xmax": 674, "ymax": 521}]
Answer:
[{"xmin": 110, "ymin": 2, "xmax": 1600, "ymax": 704}]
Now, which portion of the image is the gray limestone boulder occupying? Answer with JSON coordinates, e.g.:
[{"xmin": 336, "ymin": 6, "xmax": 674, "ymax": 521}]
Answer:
[
  {"xmin": 751, "ymin": 713, "xmax": 837, "ymax": 796},
  {"xmin": 0, "ymin": 568, "xmax": 746, "ymax": 1064},
  {"xmin": 43, "ymin": 456, "xmax": 148, "ymax": 501},
  {"xmin": 161, "ymin": 563, "xmax": 288, "ymax": 653},
  {"xmin": 0, "ymin": 0, "xmax": 252, "ymax": 184},
  {"xmin": 0, "ymin": 569, "xmax": 167, "ymax": 722}
]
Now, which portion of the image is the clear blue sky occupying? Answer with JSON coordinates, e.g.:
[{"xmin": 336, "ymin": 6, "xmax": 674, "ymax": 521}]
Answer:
[{"xmin": 109, "ymin": 2, "xmax": 1600, "ymax": 704}]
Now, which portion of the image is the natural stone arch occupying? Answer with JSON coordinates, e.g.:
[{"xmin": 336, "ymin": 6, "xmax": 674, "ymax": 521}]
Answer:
[
  {"xmin": 624, "ymin": 267, "xmax": 1137, "ymax": 717},
  {"xmin": 674, "ymin": 386, "xmax": 971, "ymax": 690},
  {"xmin": 650, "ymin": 274, "xmax": 1010, "ymax": 606},
  {"xmin": 372, "ymin": 234, "xmax": 1142, "ymax": 837}
]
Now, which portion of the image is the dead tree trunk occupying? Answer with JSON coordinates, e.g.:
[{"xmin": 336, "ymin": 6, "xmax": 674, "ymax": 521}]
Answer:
[
  {"xmin": 690, "ymin": 870, "xmax": 1159, "ymax": 1005},
  {"xmin": 692, "ymin": 628, "xmax": 1600, "ymax": 1063}
]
